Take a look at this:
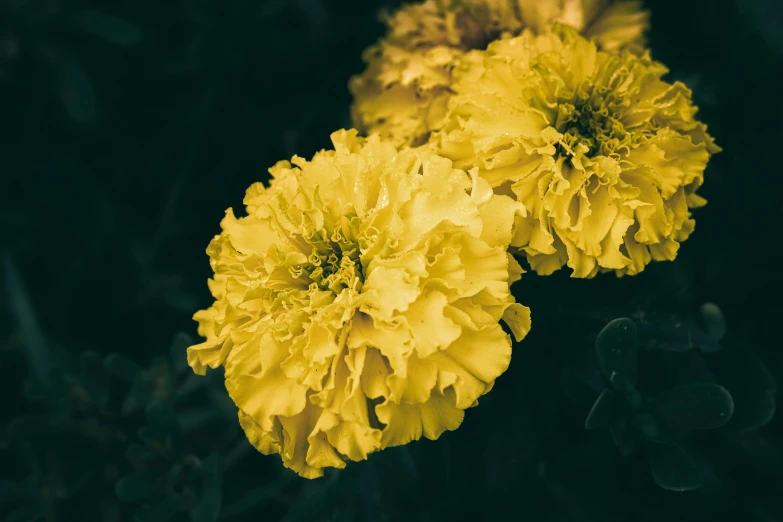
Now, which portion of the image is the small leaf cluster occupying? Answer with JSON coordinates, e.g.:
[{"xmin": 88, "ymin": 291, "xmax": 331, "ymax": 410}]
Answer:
[
  {"xmin": 586, "ymin": 318, "xmax": 735, "ymax": 490},
  {"xmin": 0, "ymin": 334, "xmax": 233, "ymax": 522}
]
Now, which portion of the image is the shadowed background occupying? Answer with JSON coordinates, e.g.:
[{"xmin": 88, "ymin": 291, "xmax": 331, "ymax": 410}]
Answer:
[{"xmin": 1, "ymin": 0, "xmax": 781, "ymax": 521}]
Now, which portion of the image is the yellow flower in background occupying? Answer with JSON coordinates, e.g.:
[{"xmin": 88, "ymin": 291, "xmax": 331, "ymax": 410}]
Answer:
[
  {"xmin": 349, "ymin": 0, "xmax": 649, "ymax": 147},
  {"xmin": 187, "ymin": 129, "xmax": 531, "ymax": 478},
  {"xmin": 431, "ymin": 25, "xmax": 721, "ymax": 278}
]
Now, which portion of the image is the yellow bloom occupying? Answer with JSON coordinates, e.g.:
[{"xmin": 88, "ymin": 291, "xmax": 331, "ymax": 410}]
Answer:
[
  {"xmin": 187, "ymin": 129, "xmax": 531, "ymax": 478},
  {"xmin": 349, "ymin": 0, "xmax": 649, "ymax": 147},
  {"xmin": 431, "ymin": 25, "xmax": 721, "ymax": 278}
]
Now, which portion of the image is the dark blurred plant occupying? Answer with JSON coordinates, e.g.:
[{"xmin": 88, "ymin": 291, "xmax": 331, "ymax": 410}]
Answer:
[
  {"xmin": 0, "ymin": 328, "xmax": 234, "ymax": 522},
  {"xmin": 567, "ymin": 307, "xmax": 777, "ymax": 493},
  {"xmin": 1, "ymin": 0, "xmax": 782, "ymax": 521},
  {"xmin": 0, "ymin": 0, "xmax": 142, "ymax": 124}
]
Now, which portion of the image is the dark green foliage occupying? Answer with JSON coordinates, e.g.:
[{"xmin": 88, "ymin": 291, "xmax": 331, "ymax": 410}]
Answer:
[
  {"xmin": 0, "ymin": 333, "xmax": 235, "ymax": 522},
  {"xmin": 1, "ymin": 0, "xmax": 782, "ymax": 521},
  {"xmin": 595, "ymin": 318, "xmax": 639, "ymax": 392},
  {"xmin": 581, "ymin": 315, "xmax": 742, "ymax": 490},
  {"xmin": 585, "ymin": 389, "xmax": 620, "ymax": 429},
  {"xmin": 654, "ymin": 384, "xmax": 734, "ymax": 431},
  {"xmin": 647, "ymin": 442, "xmax": 703, "ymax": 492}
]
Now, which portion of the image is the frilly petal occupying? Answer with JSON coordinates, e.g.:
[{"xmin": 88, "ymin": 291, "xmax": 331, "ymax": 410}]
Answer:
[
  {"xmin": 349, "ymin": 0, "xmax": 650, "ymax": 147},
  {"xmin": 433, "ymin": 24, "xmax": 718, "ymax": 277},
  {"xmin": 188, "ymin": 131, "xmax": 532, "ymax": 478}
]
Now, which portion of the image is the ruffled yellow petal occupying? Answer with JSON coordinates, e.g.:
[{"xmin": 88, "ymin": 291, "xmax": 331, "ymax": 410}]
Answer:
[
  {"xmin": 431, "ymin": 25, "xmax": 720, "ymax": 277},
  {"xmin": 376, "ymin": 388, "xmax": 464, "ymax": 448},
  {"xmin": 187, "ymin": 129, "xmax": 531, "ymax": 478},
  {"xmin": 350, "ymin": 0, "xmax": 650, "ymax": 147}
]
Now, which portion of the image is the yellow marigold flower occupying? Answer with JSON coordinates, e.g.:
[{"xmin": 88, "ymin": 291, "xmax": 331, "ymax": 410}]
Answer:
[
  {"xmin": 431, "ymin": 25, "xmax": 721, "ymax": 278},
  {"xmin": 187, "ymin": 129, "xmax": 531, "ymax": 478},
  {"xmin": 349, "ymin": 0, "xmax": 649, "ymax": 147}
]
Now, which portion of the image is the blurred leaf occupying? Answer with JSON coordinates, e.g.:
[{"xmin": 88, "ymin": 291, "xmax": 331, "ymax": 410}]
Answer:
[
  {"xmin": 631, "ymin": 413, "xmax": 668, "ymax": 443},
  {"xmin": 7, "ymin": 503, "xmax": 42, "ymax": 522},
  {"xmin": 116, "ymin": 472, "xmax": 163, "ymax": 502},
  {"xmin": 178, "ymin": 409, "xmax": 216, "ymax": 432},
  {"xmin": 0, "ymin": 479, "xmax": 25, "ymax": 502},
  {"xmin": 176, "ymin": 374, "xmax": 205, "ymax": 400},
  {"xmin": 3, "ymin": 251, "xmax": 50, "ymax": 385},
  {"xmin": 595, "ymin": 318, "xmax": 638, "ymax": 392},
  {"xmin": 585, "ymin": 389, "xmax": 620, "ymax": 430},
  {"xmin": 137, "ymin": 426, "xmax": 173, "ymax": 449},
  {"xmin": 8, "ymin": 416, "xmax": 50, "ymax": 442},
  {"xmin": 281, "ymin": 477, "xmax": 335, "ymax": 522},
  {"xmin": 38, "ymin": 45, "xmax": 98, "ymax": 124},
  {"xmin": 654, "ymin": 383, "xmax": 734, "ymax": 431},
  {"xmin": 640, "ymin": 315, "xmax": 722, "ymax": 353},
  {"xmin": 22, "ymin": 380, "xmax": 51, "ymax": 406},
  {"xmin": 134, "ymin": 495, "xmax": 180, "ymax": 522},
  {"xmin": 80, "ymin": 351, "xmax": 109, "ymax": 404},
  {"xmin": 114, "ymin": 356, "xmax": 176, "ymax": 415},
  {"xmin": 711, "ymin": 349, "xmax": 777, "ymax": 433},
  {"xmin": 126, "ymin": 443, "xmax": 156, "ymax": 467},
  {"xmin": 207, "ymin": 386, "xmax": 238, "ymax": 421},
  {"xmin": 737, "ymin": 0, "xmax": 783, "ymax": 56},
  {"xmin": 68, "ymin": 10, "xmax": 143, "ymax": 46},
  {"xmin": 104, "ymin": 353, "xmax": 142, "ymax": 382},
  {"xmin": 220, "ymin": 478, "xmax": 294, "ymax": 520},
  {"xmin": 610, "ymin": 419, "xmax": 636, "ymax": 457},
  {"xmin": 146, "ymin": 402, "xmax": 182, "ymax": 441},
  {"xmin": 700, "ymin": 303, "xmax": 726, "ymax": 341},
  {"xmin": 647, "ymin": 442, "xmax": 703, "ymax": 492},
  {"xmin": 723, "ymin": 430, "xmax": 782, "ymax": 477},
  {"xmin": 169, "ymin": 332, "xmax": 193, "ymax": 375},
  {"xmin": 730, "ymin": 390, "xmax": 777, "ymax": 434},
  {"xmin": 191, "ymin": 453, "xmax": 221, "ymax": 522}
]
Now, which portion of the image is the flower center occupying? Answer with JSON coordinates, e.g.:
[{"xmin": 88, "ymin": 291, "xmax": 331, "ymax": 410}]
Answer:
[
  {"xmin": 290, "ymin": 211, "xmax": 365, "ymax": 295},
  {"xmin": 554, "ymin": 86, "xmax": 628, "ymax": 158},
  {"xmin": 307, "ymin": 244, "xmax": 364, "ymax": 294}
]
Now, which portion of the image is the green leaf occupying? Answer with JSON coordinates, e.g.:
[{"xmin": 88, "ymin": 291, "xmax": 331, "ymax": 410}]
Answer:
[
  {"xmin": 730, "ymin": 391, "xmax": 777, "ymax": 434},
  {"xmin": 137, "ymin": 426, "xmax": 173, "ymax": 449},
  {"xmin": 22, "ymin": 380, "xmax": 51, "ymax": 406},
  {"xmin": 49, "ymin": 50, "xmax": 98, "ymax": 124},
  {"xmin": 610, "ymin": 419, "xmax": 636, "ymax": 457},
  {"xmin": 126, "ymin": 444, "xmax": 157, "ymax": 467},
  {"xmin": 640, "ymin": 315, "xmax": 722, "ymax": 353},
  {"xmin": 146, "ymin": 402, "xmax": 182, "ymax": 439},
  {"xmin": 712, "ymin": 350, "xmax": 777, "ymax": 433},
  {"xmin": 0, "ymin": 480, "xmax": 25, "ymax": 502},
  {"xmin": 8, "ymin": 416, "xmax": 51, "ymax": 441},
  {"xmin": 80, "ymin": 351, "xmax": 109, "ymax": 403},
  {"xmin": 169, "ymin": 332, "xmax": 193, "ymax": 376},
  {"xmin": 220, "ymin": 483, "xmax": 290, "ymax": 519},
  {"xmin": 105, "ymin": 353, "xmax": 142, "ymax": 382},
  {"xmin": 190, "ymin": 454, "xmax": 222, "ymax": 522},
  {"xmin": 68, "ymin": 10, "xmax": 143, "ymax": 46},
  {"xmin": 647, "ymin": 442, "xmax": 703, "ymax": 491},
  {"xmin": 630, "ymin": 413, "xmax": 668, "ymax": 443},
  {"xmin": 3, "ymin": 251, "xmax": 51, "ymax": 385},
  {"xmin": 584, "ymin": 389, "xmax": 620, "ymax": 430},
  {"xmin": 134, "ymin": 496, "xmax": 180, "ymax": 522},
  {"xmin": 595, "ymin": 318, "xmax": 638, "ymax": 392},
  {"xmin": 176, "ymin": 374, "xmax": 205, "ymax": 400},
  {"xmin": 207, "ymin": 386, "xmax": 238, "ymax": 421},
  {"xmin": 7, "ymin": 504, "xmax": 42, "ymax": 522},
  {"xmin": 116, "ymin": 473, "xmax": 162, "ymax": 502},
  {"xmin": 700, "ymin": 303, "xmax": 726, "ymax": 341},
  {"xmin": 654, "ymin": 383, "xmax": 734, "ymax": 431}
]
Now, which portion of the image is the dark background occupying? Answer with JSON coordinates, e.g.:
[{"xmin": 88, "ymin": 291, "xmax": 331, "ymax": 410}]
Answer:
[{"xmin": 1, "ymin": 0, "xmax": 782, "ymax": 521}]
